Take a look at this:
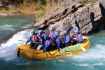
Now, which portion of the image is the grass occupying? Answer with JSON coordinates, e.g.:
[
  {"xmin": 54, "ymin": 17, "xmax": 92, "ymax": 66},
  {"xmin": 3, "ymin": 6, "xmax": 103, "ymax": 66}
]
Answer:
[
  {"xmin": 78, "ymin": 0, "xmax": 97, "ymax": 3},
  {"xmin": 0, "ymin": 0, "xmax": 50, "ymax": 19},
  {"xmin": 0, "ymin": 0, "xmax": 97, "ymax": 19}
]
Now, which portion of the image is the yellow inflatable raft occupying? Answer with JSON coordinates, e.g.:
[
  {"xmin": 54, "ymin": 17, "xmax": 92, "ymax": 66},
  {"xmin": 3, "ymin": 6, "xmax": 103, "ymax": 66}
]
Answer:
[{"xmin": 17, "ymin": 36, "xmax": 90, "ymax": 60}]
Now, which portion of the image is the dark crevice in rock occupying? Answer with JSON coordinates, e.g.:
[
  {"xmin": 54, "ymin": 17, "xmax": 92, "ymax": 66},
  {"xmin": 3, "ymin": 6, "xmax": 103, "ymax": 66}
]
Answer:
[
  {"xmin": 99, "ymin": 3, "xmax": 105, "ymax": 18},
  {"xmin": 90, "ymin": 18, "xmax": 105, "ymax": 33}
]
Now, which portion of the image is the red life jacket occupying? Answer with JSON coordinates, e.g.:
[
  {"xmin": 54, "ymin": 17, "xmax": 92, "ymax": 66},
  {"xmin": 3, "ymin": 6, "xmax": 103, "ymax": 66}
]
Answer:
[
  {"xmin": 58, "ymin": 35, "xmax": 62, "ymax": 41},
  {"xmin": 50, "ymin": 39, "xmax": 54, "ymax": 44},
  {"xmin": 32, "ymin": 35, "xmax": 38, "ymax": 42}
]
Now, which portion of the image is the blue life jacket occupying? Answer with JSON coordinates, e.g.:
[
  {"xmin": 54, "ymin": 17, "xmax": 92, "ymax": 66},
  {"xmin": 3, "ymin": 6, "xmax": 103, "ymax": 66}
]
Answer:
[
  {"xmin": 37, "ymin": 34, "xmax": 43, "ymax": 44},
  {"xmin": 46, "ymin": 33, "xmax": 49, "ymax": 38},
  {"xmin": 52, "ymin": 31, "xmax": 59, "ymax": 39},
  {"xmin": 65, "ymin": 35, "xmax": 70, "ymax": 44},
  {"xmin": 56, "ymin": 38, "xmax": 61, "ymax": 49},
  {"xmin": 72, "ymin": 24, "xmax": 79, "ymax": 33},
  {"xmin": 43, "ymin": 40, "xmax": 51, "ymax": 51},
  {"xmin": 43, "ymin": 33, "xmax": 49, "ymax": 40},
  {"xmin": 78, "ymin": 33, "xmax": 83, "ymax": 43},
  {"xmin": 54, "ymin": 31, "xmax": 59, "ymax": 37},
  {"xmin": 63, "ymin": 30, "xmax": 67, "ymax": 35}
]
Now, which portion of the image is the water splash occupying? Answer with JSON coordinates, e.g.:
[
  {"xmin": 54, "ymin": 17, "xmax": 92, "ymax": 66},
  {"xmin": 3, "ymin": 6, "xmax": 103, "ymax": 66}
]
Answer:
[
  {"xmin": 72, "ymin": 44, "xmax": 105, "ymax": 61},
  {"xmin": 0, "ymin": 29, "xmax": 32, "ymax": 61},
  {"xmin": 0, "ymin": 24, "xmax": 16, "ymax": 31}
]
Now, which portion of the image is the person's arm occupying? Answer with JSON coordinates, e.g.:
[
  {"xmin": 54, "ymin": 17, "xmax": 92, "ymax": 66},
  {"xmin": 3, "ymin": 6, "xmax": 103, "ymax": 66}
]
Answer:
[
  {"xmin": 26, "ymin": 35, "xmax": 32, "ymax": 44},
  {"xmin": 43, "ymin": 40, "xmax": 50, "ymax": 52},
  {"xmin": 38, "ymin": 35, "xmax": 43, "ymax": 44},
  {"xmin": 56, "ymin": 39, "xmax": 60, "ymax": 48},
  {"xmin": 43, "ymin": 41, "xmax": 47, "ymax": 52}
]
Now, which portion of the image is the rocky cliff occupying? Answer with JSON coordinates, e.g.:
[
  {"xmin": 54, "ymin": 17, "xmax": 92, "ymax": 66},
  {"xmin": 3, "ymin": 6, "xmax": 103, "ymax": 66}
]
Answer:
[{"xmin": 34, "ymin": 0, "xmax": 105, "ymax": 34}]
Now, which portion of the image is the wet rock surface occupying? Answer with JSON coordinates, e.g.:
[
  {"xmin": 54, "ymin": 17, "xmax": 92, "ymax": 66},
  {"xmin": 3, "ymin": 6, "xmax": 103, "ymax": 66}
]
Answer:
[{"xmin": 34, "ymin": 0, "xmax": 105, "ymax": 34}]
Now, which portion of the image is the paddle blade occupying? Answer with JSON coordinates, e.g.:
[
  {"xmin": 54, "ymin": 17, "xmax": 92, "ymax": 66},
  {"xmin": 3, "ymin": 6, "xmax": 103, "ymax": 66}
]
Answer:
[{"xmin": 81, "ymin": 46, "xmax": 86, "ymax": 52}]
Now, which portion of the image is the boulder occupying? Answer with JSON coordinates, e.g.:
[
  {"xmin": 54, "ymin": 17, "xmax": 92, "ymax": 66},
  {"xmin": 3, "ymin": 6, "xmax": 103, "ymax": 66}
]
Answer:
[{"xmin": 34, "ymin": 0, "xmax": 105, "ymax": 34}]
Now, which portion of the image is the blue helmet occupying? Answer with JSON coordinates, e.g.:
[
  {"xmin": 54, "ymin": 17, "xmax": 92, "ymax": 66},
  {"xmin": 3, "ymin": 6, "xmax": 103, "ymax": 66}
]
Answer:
[
  {"xmin": 32, "ymin": 29, "xmax": 36, "ymax": 33},
  {"xmin": 69, "ymin": 26, "xmax": 73, "ymax": 30},
  {"xmin": 63, "ymin": 30, "xmax": 67, "ymax": 35},
  {"xmin": 77, "ymin": 31, "xmax": 81, "ymax": 34},
  {"xmin": 54, "ymin": 31, "xmax": 59, "ymax": 37}
]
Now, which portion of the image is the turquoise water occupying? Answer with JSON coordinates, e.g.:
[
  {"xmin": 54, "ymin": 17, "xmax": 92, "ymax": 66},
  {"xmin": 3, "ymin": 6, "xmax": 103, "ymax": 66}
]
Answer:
[
  {"xmin": 0, "ymin": 17, "xmax": 105, "ymax": 70},
  {"xmin": 1, "ymin": 30, "xmax": 105, "ymax": 70},
  {"xmin": 0, "ymin": 16, "xmax": 35, "ymax": 43}
]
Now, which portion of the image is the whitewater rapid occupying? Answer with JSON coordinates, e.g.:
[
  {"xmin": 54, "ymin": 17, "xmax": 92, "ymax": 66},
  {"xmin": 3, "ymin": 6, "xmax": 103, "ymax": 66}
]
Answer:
[
  {"xmin": 0, "ymin": 29, "xmax": 105, "ymax": 66},
  {"xmin": 0, "ymin": 29, "xmax": 32, "ymax": 61}
]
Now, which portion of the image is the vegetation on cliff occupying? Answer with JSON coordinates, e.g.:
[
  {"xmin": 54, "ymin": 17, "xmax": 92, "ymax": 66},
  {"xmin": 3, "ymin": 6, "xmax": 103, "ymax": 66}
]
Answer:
[{"xmin": 0, "ymin": 0, "xmax": 97, "ymax": 18}]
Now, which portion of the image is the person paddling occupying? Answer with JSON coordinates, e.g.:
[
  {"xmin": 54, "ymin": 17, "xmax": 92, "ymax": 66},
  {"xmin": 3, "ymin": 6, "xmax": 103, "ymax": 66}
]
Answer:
[
  {"xmin": 43, "ymin": 33, "xmax": 51, "ymax": 52},
  {"xmin": 26, "ymin": 29, "xmax": 39, "ymax": 48},
  {"xmin": 55, "ymin": 32, "xmax": 61, "ymax": 51},
  {"xmin": 70, "ymin": 24, "xmax": 83, "ymax": 43},
  {"xmin": 63, "ymin": 30, "xmax": 71, "ymax": 46},
  {"xmin": 77, "ymin": 31, "xmax": 83, "ymax": 43},
  {"xmin": 37, "ymin": 30, "xmax": 44, "ymax": 50}
]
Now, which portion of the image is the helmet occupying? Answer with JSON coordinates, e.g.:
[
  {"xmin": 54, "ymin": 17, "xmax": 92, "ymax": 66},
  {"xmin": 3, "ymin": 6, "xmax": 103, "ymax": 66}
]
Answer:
[
  {"xmin": 77, "ymin": 31, "xmax": 81, "ymax": 34},
  {"xmin": 54, "ymin": 31, "xmax": 59, "ymax": 37},
  {"xmin": 63, "ymin": 30, "xmax": 67, "ymax": 35},
  {"xmin": 38, "ymin": 30, "xmax": 43, "ymax": 34},
  {"xmin": 69, "ymin": 26, "xmax": 73, "ymax": 30},
  {"xmin": 32, "ymin": 29, "xmax": 36, "ymax": 33},
  {"xmin": 49, "ymin": 27, "xmax": 55, "ymax": 32}
]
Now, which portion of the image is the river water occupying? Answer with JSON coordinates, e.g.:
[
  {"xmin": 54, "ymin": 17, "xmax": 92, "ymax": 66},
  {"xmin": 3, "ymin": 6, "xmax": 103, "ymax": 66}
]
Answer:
[
  {"xmin": 0, "ymin": 16, "xmax": 35, "ymax": 43},
  {"xmin": 0, "ymin": 16, "xmax": 105, "ymax": 70}
]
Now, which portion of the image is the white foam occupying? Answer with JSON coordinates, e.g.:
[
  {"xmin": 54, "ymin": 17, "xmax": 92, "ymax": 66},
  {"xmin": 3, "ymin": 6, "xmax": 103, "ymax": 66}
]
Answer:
[
  {"xmin": 75, "ymin": 63, "xmax": 89, "ymax": 67},
  {"xmin": 0, "ymin": 24, "xmax": 16, "ymax": 31},
  {"xmin": 92, "ymin": 63, "xmax": 104, "ymax": 66},
  {"xmin": 21, "ymin": 24, "xmax": 32, "ymax": 29},
  {"xmin": 72, "ymin": 44, "xmax": 105, "ymax": 61},
  {"xmin": 0, "ymin": 29, "xmax": 32, "ymax": 61},
  {"xmin": 75, "ymin": 62, "xmax": 104, "ymax": 67}
]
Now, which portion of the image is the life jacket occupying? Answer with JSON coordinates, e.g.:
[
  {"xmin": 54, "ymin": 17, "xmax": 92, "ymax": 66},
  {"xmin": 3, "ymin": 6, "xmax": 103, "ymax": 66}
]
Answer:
[
  {"xmin": 32, "ymin": 35, "xmax": 38, "ymax": 42},
  {"xmin": 54, "ymin": 31, "xmax": 59, "ymax": 37},
  {"xmin": 50, "ymin": 38, "xmax": 56, "ymax": 45},
  {"xmin": 43, "ymin": 40, "xmax": 50, "ymax": 52},
  {"xmin": 56, "ymin": 38, "xmax": 61, "ymax": 48},
  {"xmin": 58, "ymin": 36, "xmax": 62, "ymax": 42},
  {"xmin": 63, "ymin": 30, "xmax": 67, "ymax": 35},
  {"xmin": 43, "ymin": 33, "xmax": 49, "ymax": 40},
  {"xmin": 65, "ymin": 35, "xmax": 70, "ymax": 43},
  {"xmin": 77, "ymin": 33, "xmax": 83, "ymax": 43}
]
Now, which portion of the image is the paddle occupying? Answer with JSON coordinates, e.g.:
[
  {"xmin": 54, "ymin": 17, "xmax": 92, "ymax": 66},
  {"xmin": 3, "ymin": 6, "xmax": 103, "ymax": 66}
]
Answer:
[
  {"xmin": 78, "ymin": 43, "xmax": 86, "ymax": 52},
  {"xmin": 18, "ymin": 39, "xmax": 24, "ymax": 41}
]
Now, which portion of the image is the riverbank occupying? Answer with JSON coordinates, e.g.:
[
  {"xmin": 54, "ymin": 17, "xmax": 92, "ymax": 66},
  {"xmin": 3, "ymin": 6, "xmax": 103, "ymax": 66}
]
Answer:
[
  {"xmin": 0, "ymin": 0, "xmax": 52, "ymax": 19},
  {"xmin": 1, "ymin": 0, "xmax": 105, "ymax": 35}
]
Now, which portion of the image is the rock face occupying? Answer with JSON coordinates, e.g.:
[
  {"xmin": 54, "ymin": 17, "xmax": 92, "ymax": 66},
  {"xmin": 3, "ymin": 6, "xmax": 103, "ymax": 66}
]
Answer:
[
  {"xmin": 99, "ymin": 0, "xmax": 105, "ymax": 18},
  {"xmin": 34, "ymin": 0, "xmax": 105, "ymax": 34}
]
